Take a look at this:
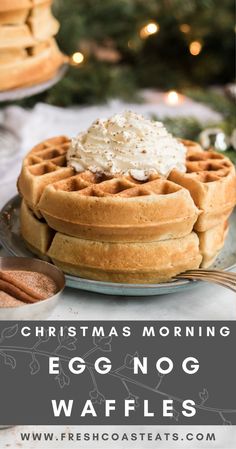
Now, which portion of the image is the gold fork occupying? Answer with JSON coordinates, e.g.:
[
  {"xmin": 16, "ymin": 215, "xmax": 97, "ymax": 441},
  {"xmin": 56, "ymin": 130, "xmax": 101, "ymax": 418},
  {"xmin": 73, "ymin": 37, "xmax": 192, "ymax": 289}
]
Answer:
[{"xmin": 176, "ymin": 269, "xmax": 236, "ymax": 293}]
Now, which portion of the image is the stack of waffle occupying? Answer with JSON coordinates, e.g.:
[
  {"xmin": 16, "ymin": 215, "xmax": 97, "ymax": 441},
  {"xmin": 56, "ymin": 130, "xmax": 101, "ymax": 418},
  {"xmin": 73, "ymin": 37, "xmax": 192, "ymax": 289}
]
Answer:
[
  {"xmin": 169, "ymin": 147, "xmax": 236, "ymax": 268},
  {"xmin": 17, "ymin": 137, "xmax": 236, "ymax": 283},
  {"xmin": 0, "ymin": 0, "xmax": 66, "ymax": 91}
]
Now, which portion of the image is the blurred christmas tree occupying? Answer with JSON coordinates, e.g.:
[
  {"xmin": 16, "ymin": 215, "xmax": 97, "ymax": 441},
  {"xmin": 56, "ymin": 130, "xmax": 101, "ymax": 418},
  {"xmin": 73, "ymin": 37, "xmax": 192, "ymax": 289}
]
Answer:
[{"xmin": 27, "ymin": 0, "xmax": 235, "ymax": 105}]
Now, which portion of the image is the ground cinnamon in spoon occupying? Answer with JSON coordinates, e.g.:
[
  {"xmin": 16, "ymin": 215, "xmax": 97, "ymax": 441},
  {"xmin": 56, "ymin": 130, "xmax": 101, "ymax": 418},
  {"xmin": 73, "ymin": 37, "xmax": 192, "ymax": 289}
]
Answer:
[{"xmin": 0, "ymin": 270, "xmax": 57, "ymax": 304}]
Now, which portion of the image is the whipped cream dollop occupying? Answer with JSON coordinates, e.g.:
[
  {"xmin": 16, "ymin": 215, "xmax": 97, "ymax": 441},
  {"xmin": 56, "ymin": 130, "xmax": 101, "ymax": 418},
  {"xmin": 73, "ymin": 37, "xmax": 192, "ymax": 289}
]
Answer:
[{"xmin": 67, "ymin": 111, "xmax": 186, "ymax": 180}]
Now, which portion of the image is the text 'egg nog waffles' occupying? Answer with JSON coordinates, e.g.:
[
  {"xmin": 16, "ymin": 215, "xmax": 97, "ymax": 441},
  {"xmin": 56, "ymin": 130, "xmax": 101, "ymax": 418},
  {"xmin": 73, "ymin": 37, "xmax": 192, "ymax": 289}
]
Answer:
[{"xmin": 18, "ymin": 112, "xmax": 236, "ymax": 283}]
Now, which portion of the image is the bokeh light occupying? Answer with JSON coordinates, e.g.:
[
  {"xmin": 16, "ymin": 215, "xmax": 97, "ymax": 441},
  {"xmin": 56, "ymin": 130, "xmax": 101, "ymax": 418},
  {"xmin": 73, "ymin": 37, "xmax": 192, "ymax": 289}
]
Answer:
[
  {"xmin": 140, "ymin": 22, "xmax": 159, "ymax": 39},
  {"xmin": 189, "ymin": 41, "xmax": 202, "ymax": 56},
  {"xmin": 165, "ymin": 91, "xmax": 180, "ymax": 105},
  {"xmin": 179, "ymin": 24, "xmax": 191, "ymax": 33},
  {"xmin": 71, "ymin": 52, "xmax": 84, "ymax": 64}
]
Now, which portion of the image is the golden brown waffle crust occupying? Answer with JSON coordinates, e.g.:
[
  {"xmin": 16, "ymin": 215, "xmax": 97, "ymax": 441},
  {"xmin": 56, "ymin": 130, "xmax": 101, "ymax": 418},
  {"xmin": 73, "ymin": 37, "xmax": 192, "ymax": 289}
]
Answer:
[
  {"xmin": 18, "ymin": 136, "xmax": 236, "ymax": 238},
  {"xmin": 0, "ymin": 13, "xmax": 59, "ymax": 49},
  {"xmin": 169, "ymin": 149, "xmax": 236, "ymax": 231},
  {"xmin": 39, "ymin": 180, "xmax": 200, "ymax": 242},
  {"xmin": 18, "ymin": 136, "xmax": 236, "ymax": 283},
  {"xmin": 0, "ymin": 1, "xmax": 31, "ymax": 11},
  {"xmin": 0, "ymin": 39, "xmax": 67, "ymax": 91},
  {"xmin": 0, "ymin": 0, "xmax": 65, "ymax": 91},
  {"xmin": 20, "ymin": 200, "xmax": 202, "ymax": 283},
  {"xmin": 21, "ymin": 199, "xmax": 227, "ymax": 280},
  {"xmin": 0, "ymin": 0, "xmax": 49, "ymax": 11},
  {"xmin": 198, "ymin": 221, "xmax": 229, "ymax": 268},
  {"xmin": 48, "ymin": 232, "xmax": 202, "ymax": 283},
  {"xmin": 18, "ymin": 137, "xmax": 200, "ymax": 242},
  {"xmin": 178, "ymin": 138, "xmax": 203, "ymax": 152}
]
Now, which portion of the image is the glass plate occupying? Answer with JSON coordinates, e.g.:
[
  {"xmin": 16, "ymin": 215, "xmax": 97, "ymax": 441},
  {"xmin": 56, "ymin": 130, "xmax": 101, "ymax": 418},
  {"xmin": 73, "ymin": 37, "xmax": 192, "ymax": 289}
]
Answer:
[{"xmin": 0, "ymin": 196, "xmax": 235, "ymax": 296}]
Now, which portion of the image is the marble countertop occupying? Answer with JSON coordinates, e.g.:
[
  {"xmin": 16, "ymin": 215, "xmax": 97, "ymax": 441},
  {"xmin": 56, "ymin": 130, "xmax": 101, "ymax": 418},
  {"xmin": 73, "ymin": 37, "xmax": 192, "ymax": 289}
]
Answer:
[
  {"xmin": 47, "ymin": 277, "xmax": 236, "ymax": 321},
  {"xmin": 1, "ymin": 425, "xmax": 235, "ymax": 449}
]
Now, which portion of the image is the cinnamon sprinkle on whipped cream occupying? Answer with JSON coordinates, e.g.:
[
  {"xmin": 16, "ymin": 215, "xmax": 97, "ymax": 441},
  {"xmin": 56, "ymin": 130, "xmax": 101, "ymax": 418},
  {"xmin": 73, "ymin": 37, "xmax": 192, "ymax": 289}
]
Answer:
[{"xmin": 67, "ymin": 111, "xmax": 186, "ymax": 180}]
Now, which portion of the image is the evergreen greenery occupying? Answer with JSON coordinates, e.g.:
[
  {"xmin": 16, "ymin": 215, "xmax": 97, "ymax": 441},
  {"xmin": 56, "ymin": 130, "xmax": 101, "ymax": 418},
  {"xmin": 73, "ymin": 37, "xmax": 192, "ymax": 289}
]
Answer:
[{"xmin": 25, "ymin": 0, "xmax": 235, "ymax": 106}]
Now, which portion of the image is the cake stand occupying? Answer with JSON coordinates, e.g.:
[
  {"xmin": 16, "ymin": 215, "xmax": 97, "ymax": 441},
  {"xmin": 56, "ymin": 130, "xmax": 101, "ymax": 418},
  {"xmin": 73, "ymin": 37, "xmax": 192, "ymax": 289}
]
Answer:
[{"xmin": 0, "ymin": 64, "xmax": 67, "ymax": 160}]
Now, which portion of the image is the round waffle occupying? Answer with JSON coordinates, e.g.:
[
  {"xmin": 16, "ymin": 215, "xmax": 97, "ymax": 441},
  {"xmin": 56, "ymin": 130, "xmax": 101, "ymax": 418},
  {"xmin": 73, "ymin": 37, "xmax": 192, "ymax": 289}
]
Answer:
[
  {"xmin": 198, "ymin": 221, "xmax": 229, "ymax": 268},
  {"xmin": 18, "ymin": 136, "xmax": 200, "ymax": 242},
  {"xmin": 0, "ymin": 3, "xmax": 59, "ymax": 49},
  {"xmin": 20, "ymin": 200, "xmax": 202, "ymax": 283},
  {"xmin": 0, "ymin": 39, "xmax": 66, "ymax": 91},
  {"xmin": 169, "ymin": 148, "xmax": 236, "ymax": 231},
  {"xmin": 18, "ymin": 136, "xmax": 236, "ymax": 283}
]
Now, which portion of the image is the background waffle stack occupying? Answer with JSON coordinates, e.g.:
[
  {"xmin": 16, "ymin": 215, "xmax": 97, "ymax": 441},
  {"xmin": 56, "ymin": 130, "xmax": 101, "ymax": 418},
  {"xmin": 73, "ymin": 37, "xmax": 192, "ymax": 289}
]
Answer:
[
  {"xmin": 18, "ymin": 137, "xmax": 236, "ymax": 283},
  {"xmin": 0, "ymin": 0, "xmax": 66, "ymax": 91}
]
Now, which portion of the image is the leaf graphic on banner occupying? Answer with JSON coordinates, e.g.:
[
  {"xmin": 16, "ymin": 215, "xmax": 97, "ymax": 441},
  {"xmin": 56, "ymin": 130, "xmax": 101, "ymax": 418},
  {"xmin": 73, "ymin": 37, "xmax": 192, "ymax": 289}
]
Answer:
[
  {"xmin": 126, "ymin": 393, "xmax": 140, "ymax": 409},
  {"xmin": 57, "ymin": 329, "xmax": 77, "ymax": 351},
  {"xmin": 39, "ymin": 330, "xmax": 50, "ymax": 343},
  {"xmin": 93, "ymin": 336, "xmax": 112, "ymax": 352},
  {"xmin": 173, "ymin": 408, "xmax": 180, "ymax": 422},
  {"xmin": 155, "ymin": 373, "xmax": 165, "ymax": 390},
  {"xmin": 222, "ymin": 418, "xmax": 232, "ymax": 425},
  {"xmin": 4, "ymin": 354, "xmax": 16, "ymax": 369},
  {"xmin": 89, "ymin": 389, "xmax": 105, "ymax": 404},
  {"xmin": 62, "ymin": 337, "xmax": 77, "ymax": 351},
  {"xmin": 1, "ymin": 324, "xmax": 18, "ymax": 341},
  {"xmin": 199, "ymin": 388, "xmax": 209, "ymax": 405},
  {"xmin": 219, "ymin": 412, "xmax": 232, "ymax": 425},
  {"xmin": 124, "ymin": 352, "xmax": 139, "ymax": 369},
  {"xmin": 55, "ymin": 364, "xmax": 70, "ymax": 389},
  {"xmin": 29, "ymin": 355, "xmax": 40, "ymax": 375}
]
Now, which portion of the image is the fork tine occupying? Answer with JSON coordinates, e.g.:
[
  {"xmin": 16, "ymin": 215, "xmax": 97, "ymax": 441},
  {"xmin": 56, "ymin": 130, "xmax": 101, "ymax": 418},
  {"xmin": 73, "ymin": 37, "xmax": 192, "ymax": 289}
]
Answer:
[
  {"xmin": 178, "ymin": 272, "xmax": 235, "ymax": 283},
  {"xmin": 178, "ymin": 271, "xmax": 236, "ymax": 285},
  {"xmin": 178, "ymin": 272, "xmax": 236, "ymax": 284},
  {"xmin": 176, "ymin": 271, "xmax": 236, "ymax": 293},
  {"xmin": 177, "ymin": 276, "xmax": 236, "ymax": 292},
  {"xmin": 185, "ymin": 269, "xmax": 236, "ymax": 281}
]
